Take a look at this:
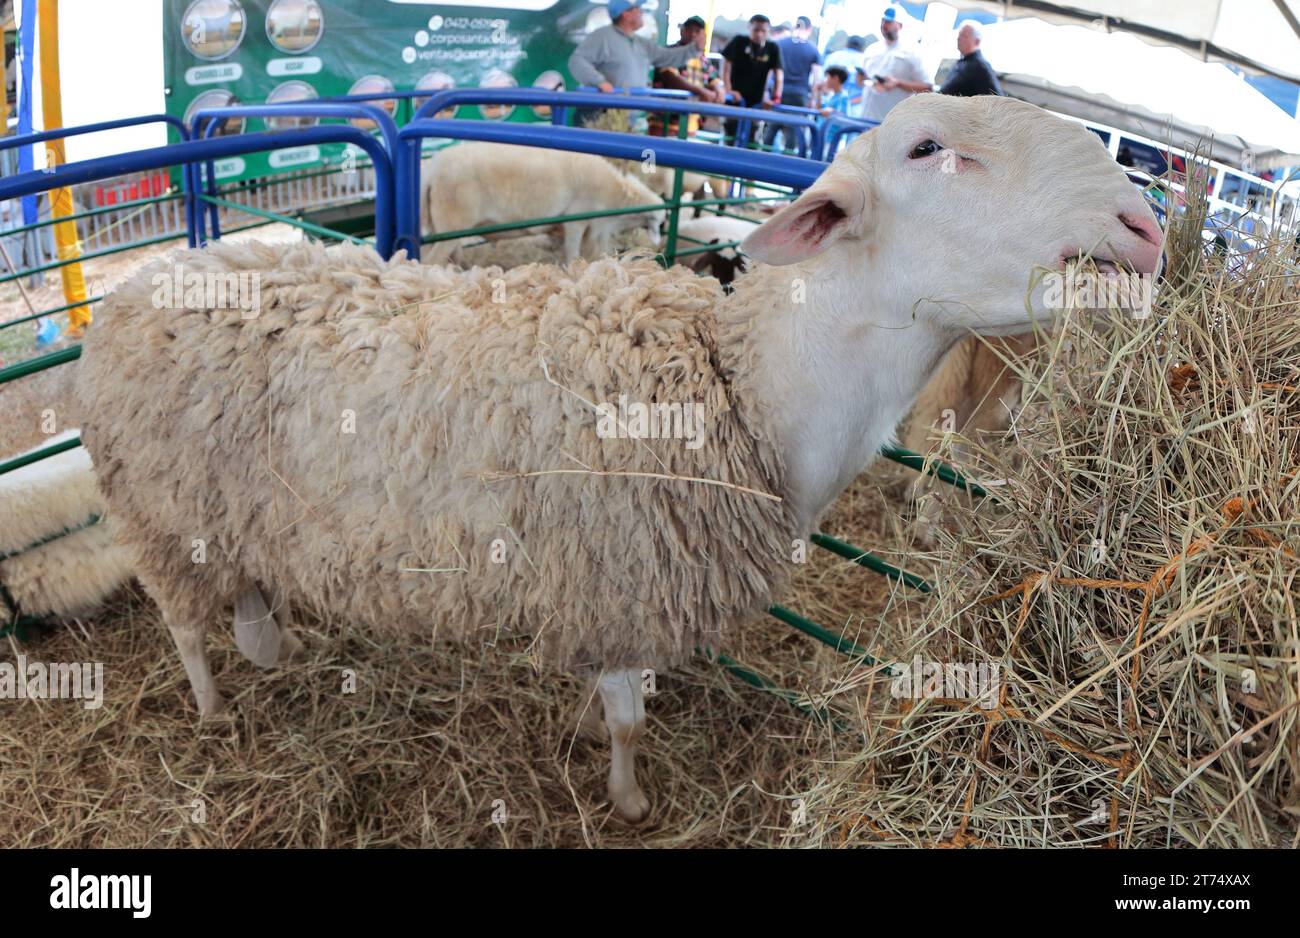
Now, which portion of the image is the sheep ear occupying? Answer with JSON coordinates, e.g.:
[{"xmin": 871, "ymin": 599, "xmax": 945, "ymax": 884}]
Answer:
[{"xmin": 739, "ymin": 171, "xmax": 868, "ymax": 266}]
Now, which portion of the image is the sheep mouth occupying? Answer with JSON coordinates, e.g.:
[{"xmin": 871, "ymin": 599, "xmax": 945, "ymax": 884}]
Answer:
[{"xmin": 1057, "ymin": 251, "xmax": 1122, "ymax": 275}]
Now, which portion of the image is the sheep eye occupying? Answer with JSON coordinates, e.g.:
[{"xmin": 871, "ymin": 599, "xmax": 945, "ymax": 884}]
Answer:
[{"xmin": 909, "ymin": 140, "xmax": 942, "ymax": 159}]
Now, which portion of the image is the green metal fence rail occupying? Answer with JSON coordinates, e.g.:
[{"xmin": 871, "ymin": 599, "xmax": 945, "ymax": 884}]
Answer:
[
  {"xmin": 0, "ymin": 514, "xmax": 102, "ymax": 565},
  {"xmin": 197, "ymin": 193, "xmax": 367, "ymax": 246},
  {"xmin": 0, "ymin": 190, "xmax": 186, "ymax": 240},
  {"xmin": 704, "ymin": 649, "xmax": 836, "ymax": 726},
  {"xmin": 0, "ymin": 342, "xmax": 81, "ymax": 384},
  {"xmin": 0, "ymin": 295, "xmax": 106, "ymax": 331},
  {"xmin": 0, "ymin": 434, "xmax": 83, "ymax": 478},
  {"xmin": 880, "ymin": 445, "xmax": 994, "ymax": 500},
  {"xmin": 810, "ymin": 532, "xmax": 933, "ymax": 593},
  {"xmin": 421, "ymin": 192, "xmax": 785, "ymax": 266}
]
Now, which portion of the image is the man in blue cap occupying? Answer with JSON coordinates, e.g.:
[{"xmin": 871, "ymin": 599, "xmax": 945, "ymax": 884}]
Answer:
[
  {"xmin": 859, "ymin": 6, "xmax": 933, "ymax": 122},
  {"xmin": 569, "ymin": 0, "xmax": 706, "ymax": 94}
]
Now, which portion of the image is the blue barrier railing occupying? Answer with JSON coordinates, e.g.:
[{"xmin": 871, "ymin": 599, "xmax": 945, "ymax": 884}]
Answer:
[
  {"xmin": 398, "ymin": 118, "xmax": 823, "ymax": 254},
  {"xmin": 0, "ymin": 125, "xmax": 397, "ymax": 259},
  {"xmin": 574, "ymin": 86, "xmax": 693, "ymax": 97},
  {"xmin": 770, "ymin": 102, "xmax": 824, "ymax": 119},
  {"xmin": 824, "ymin": 115, "xmax": 880, "ymax": 156},
  {"xmin": 412, "ymin": 87, "xmax": 822, "ymax": 155},
  {"xmin": 396, "ymin": 89, "xmax": 825, "ymax": 256},
  {"xmin": 768, "ymin": 107, "xmax": 880, "ymax": 158},
  {"xmin": 0, "ymin": 91, "xmax": 828, "ymax": 278},
  {"xmin": 561, "ymin": 85, "xmax": 693, "ymax": 125},
  {"xmin": 191, "ymin": 103, "xmax": 400, "ymax": 246},
  {"xmin": 399, "ymin": 119, "xmax": 822, "ymax": 186},
  {"xmin": 0, "ymin": 114, "xmax": 199, "ymax": 247},
  {"xmin": 0, "ymin": 113, "xmax": 189, "ymax": 151}
]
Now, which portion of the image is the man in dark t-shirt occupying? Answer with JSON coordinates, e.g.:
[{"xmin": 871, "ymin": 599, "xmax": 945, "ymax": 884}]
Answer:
[
  {"xmin": 939, "ymin": 22, "xmax": 1002, "ymax": 97},
  {"xmin": 722, "ymin": 15, "xmax": 783, "ymax": 144}
]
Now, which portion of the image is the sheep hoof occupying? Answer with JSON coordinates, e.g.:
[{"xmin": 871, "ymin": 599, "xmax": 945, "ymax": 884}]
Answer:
[
  {"xmin": 610, "ymin": 786, "xmax": 651, "ymax": 824},
  {"xmin": 195, "ymin": 689, "xmax": 226, "ymax": 718}
]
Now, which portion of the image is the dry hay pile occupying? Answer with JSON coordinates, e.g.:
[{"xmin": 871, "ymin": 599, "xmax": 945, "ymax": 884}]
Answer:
[{"xmin": 809, "ymin": 191, "xmax": 1300, "ymax": 847}]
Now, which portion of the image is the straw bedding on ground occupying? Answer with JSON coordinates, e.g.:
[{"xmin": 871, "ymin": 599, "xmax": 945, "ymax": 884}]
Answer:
[
  {"xmin": 2, "ymin": 184, "xmax": 1296, "ymax": 848},
  {"xmin": 0, "ymin": 478, "xmax": 907, "ymax": 848}
]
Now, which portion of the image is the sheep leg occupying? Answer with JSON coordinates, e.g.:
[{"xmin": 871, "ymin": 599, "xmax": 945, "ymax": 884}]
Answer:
[
  {"xmin": 135, "ymin": 563, "xmax": 224, "ymax": 716},
  {"xmin": 166, "ymin": 619, "xmax": 223, "ymax": 717},
  {"xmin": 561, "ymin": 222, "xmax": 585, "ymax": 263},
  {"xmin": 425, "ymin": 238, "xmax": 461, "ymax": 266},
  {"xmin": 598, "ymin": 668, "xmax": 649, "ymax": 822},
  {"xmin": 580, "ymin": 224, "xmax": 613, "ymax": 260}
]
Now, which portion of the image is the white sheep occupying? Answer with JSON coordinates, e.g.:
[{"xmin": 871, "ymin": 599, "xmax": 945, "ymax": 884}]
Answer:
[
  {"xmin": 0, "ymin": 365, "xmax": 132, "ymax": 624},
  {"xmin": 421, "ymin": 142, "xmax": 666, "ymax": 264},
  {"xmin": 900, "ymin": 332, "xmax": 1038, "ymax": 544},
  {"xmin": 0, "ymin": 438, "xmax": 133, "ymax": 623},
  {"xmin": 674, "ymin": 215, "xmax": 760, "ymax": 285},
  {"xmin": 77, "ymin": 95, "xmax": 1160, "ymax": 822},
  {"xmin": 621, "ymin": 162, "xmax": 727, "ymax": 211}
]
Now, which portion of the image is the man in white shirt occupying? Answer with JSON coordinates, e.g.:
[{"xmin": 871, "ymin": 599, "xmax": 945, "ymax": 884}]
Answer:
[{"xmin": 858, "ymin": 7, "xmax": 933, "ymax": 123}]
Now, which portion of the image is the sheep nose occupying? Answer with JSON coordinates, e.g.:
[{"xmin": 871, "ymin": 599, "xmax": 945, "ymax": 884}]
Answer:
[{"xmin": 1116, "ymin": 210, "xmax": 1163, "ymax": 275}]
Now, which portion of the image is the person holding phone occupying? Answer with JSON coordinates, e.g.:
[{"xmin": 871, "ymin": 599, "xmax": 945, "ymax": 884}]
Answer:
[{"xmin": 858, "ymin": 7, "xmax": 932, "ymax": 122}]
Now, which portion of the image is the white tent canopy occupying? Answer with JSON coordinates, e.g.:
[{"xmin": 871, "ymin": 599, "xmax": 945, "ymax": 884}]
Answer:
[
  {"xmin": 949, "ymin": 0, "xmax": 1300, "ymax": 83},
  {"xmin": 952, "ymin": 18, "xmax": 1300, "ymax": 168}
]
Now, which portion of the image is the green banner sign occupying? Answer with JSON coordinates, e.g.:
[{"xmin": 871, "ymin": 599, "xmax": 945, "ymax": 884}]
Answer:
[{"xmin": 163, "ymin": 0, "xmax": 669, "ymax": 184}]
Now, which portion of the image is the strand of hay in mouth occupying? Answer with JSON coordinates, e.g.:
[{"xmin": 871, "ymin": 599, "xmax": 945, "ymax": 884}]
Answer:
[{"xmin": 818, "ymin": 169, "xmax": 1300, "ymax": 848}]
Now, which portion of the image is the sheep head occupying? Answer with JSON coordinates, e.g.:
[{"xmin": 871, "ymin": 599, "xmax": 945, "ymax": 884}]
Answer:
[
  {"xmin": 618, "ymin": 171, "xmax": 667, "ymax": 246},
  {"xmin": 741, "ymin": 94, "xmax": 1163, "ymax": 337}
]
